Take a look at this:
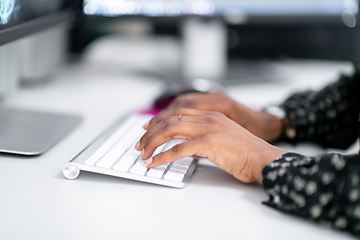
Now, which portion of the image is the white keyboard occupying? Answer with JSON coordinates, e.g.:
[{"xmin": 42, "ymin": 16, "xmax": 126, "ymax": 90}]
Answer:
[{"xmin": 63, "ymin": 114, "xmax": 198, "ymax": 188}]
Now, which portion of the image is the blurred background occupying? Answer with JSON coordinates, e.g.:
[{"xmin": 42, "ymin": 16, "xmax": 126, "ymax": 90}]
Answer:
[
  {"xmin": 71, "ymin": 0, "xmax": 360, "ymax": 60},
  {"xmin": 1, "ymin": 0, "xmax": 360, "ymax": 89},
  {"xmin": 67, "ymin": 0, "xmax": 360, "ymax": 83}
]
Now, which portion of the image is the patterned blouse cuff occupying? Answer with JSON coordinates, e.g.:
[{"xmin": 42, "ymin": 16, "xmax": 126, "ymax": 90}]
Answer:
[{"xmin": 262, "ymin": 152, "xmax": 305, "ymax": 187}]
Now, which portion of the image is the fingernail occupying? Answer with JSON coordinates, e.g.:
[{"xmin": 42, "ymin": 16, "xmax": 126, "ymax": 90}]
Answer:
[
  {"xmin": 141, "ymin": 148, "xmax": 145, "ymax": 158},
  {"xmin": 144, "ymin": 157, "xmax": 153, "ymax": 166},
  {"xmin": 143, "ymin": 121, "xmax": 150, "ymax": 129},
  {"xmin": 135, "ymin": 140, "xmax": 140, "ymax": 150}
]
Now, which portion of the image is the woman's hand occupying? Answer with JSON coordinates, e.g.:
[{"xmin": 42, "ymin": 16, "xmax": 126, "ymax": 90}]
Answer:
[
  {"xmin": 165, "ymin": 91, "xmax": 236, "ymax": 118},
  {"xmin": 136, "ymin": 109, "xmax": 287, "ymax": 183},
  {"xmin": 165, "ymin": 91, "xmax": 283, "ymax": 142}
]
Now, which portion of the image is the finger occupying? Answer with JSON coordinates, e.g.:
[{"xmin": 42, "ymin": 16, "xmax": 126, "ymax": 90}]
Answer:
[
  {"xmin": 145, "ymin": 138, "xmax": 206, "ymax": 168},
  {"xmin": 165, "ymin": 98, "xmax": 184, "ymax": 110},
  {"xmin": 166, "ymin": 95, "xmax": 193, "ymax": 110},
  {"xmin": 138, "ymin": 115, "xmax": 180, "ymax": 151},
  {"xmin": 138, "ymin": 111, "xmax": 223, "ymax": 152},
  {"xmin": 165, "ymin": 92, "xmax": 211, "ymax": 112},
  {"xmin": 143, "ymin": 108, "xmax": 209, "ymax": 130},
  {"xmin": 140, "ymin": 121, "xmax": 206, "ymax": 160},
  {"xmin": 138, "ymin": 112, "xmax": 213, "ymax": 152}
]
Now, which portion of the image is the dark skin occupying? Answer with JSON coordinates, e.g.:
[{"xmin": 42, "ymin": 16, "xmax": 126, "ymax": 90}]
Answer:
[
  {"xmin": 136, "ymin": 91, "xmax": 288, "ymax": 183},
  {"xmin": 164, "ymin": 91, "xmax": 285, "ymax": 142}
]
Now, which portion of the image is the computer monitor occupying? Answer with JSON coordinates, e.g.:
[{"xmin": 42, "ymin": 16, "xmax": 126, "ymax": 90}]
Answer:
[
  {"xmin": 0, "ymin": 0, "xmax": 82, "ymax": 156},
  {"xmin": 1, "ymin": 0, "xmax": 72, "ymax": 91},
  {"xmin": 82, "ymin": 0, "xmax": 358, "ymax": 23},
  {"xmin": 79, "ymin": 0, "xmax": 360, "ymax": 81},
  {"xmin": 0, "ymin": 0, "xmax": 71, "ymax": 46}
]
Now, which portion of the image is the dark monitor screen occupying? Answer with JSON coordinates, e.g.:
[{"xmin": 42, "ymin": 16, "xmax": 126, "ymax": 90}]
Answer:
[
  {"xmin": 82, "ymin": 0, "xmax": 358, "ymax": 17},
  {"xmin": 78, "ymin": 0, "xmax": 360, "ymax": 61},
  {"xmin": 0, "ymin": 0, "xmax": 70, "ymax": 29},
  {"xmin": 0, "ymin": 0, "xmax": 71, "ymax": 46}
]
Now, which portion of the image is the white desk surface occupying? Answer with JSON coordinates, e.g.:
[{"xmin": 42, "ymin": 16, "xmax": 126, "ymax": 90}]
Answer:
[{"xmin": 0, "ymin": 60, "xmax": 358, "ymax": 240}]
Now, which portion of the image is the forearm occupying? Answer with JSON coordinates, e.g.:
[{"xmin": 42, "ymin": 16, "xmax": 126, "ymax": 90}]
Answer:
[{"xmin": 262, "ymin": 152, "xmax": 360, "ymax": 236}]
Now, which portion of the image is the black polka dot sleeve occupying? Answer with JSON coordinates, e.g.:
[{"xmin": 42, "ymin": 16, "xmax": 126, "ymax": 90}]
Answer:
[
  {"xmin": 280, "ymin": 69, "xmax": 360, "ymax": 149},
  {"xmin": 263, "ymin": 153, "xmax": 360, "ymax": 236}
]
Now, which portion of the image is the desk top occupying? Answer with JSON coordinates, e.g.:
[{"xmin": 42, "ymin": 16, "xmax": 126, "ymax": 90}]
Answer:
[{"xmin": 0, "ymin": 60, "xmax": 357, "ymax": 240}]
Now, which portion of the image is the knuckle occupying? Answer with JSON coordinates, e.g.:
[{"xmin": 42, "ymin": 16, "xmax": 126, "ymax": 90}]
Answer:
[
  {"xmin": 213, "ymin": 112, "xmax": 226, "ymax": 121},
  {"xmin": 213, "ymin": 111, "xmax": 224, "ymax": 117},
  {"xmin": 208, "ymin": 111, "xmax": 218, "ymax": 116},
  {"xmin": 207, "ymin": 112, "xmax": 222, "ymax": 121},
  {"xmin": 163, "ymin": 116, "xmax": 175, "ymax": 124},
  {"xmin": 175, "ymin": 95, "xmax": 194, "ymax": 108},
  {"xmin": 153, "ymin": 153, "xmax": 162, "ymax": 161},
  {"xmin": 173, "ymin": 108, "xmax": 190, "ymax": 116},
  {"xmin": 204, "ymin": 115, "xmax": 215, "ymax": 123},
  {"xmin": 171, "ymin": 144, "xmax": 182, "ymax": 153},
  {"xmin": 163, "ymin": 120, "xmax": 177, "ymax": 131},
  {"xmin": 142, "ymin": 137, "xmax": 152, "ymax": 149},
  {"xmin": 140, "ymin": 132, "xmax": 149, "ymax": 142}
]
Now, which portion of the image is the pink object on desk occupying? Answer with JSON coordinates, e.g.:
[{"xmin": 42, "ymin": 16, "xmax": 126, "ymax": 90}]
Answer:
[{"xmin": 133, "ymin": 107, "xmax": 162, "ymax": 117}]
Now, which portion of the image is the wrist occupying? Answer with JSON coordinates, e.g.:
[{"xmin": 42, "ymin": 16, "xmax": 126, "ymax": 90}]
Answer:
[
  {"xmin": 227, "ymin": 103, "xmax": 283, "ymax": 142},
  {"xmin": 262, "ymin": 106, "xmax": 287, "ymax": 142},
  {"xmin": 260, "ymin": 112, "xmax": 283, "ymax": 142},
  {"xmin": 252, "ymin": 146, "xmax": 288, "ymax": 183},
  {"xmin": 244, "ymin": 111, "xmax": 283, "ymax": 142},
  {"xmin": 228, "ymin": 101, "xmax": 253, "ymax": 126}
]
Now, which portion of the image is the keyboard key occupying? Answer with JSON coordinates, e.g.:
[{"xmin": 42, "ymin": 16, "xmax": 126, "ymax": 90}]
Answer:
[
  {"xmin": 85, "ymin": 147, "xmax": 112, "ymax": 166},
  {"xmin": 113, "ymin": 156, "xmax": 136, "ymax": 171},
  {"xmin": 147, "ymin": 165, "xmax": 167, "ymax": 179},
  {"xmin": 85, "ymin": 115, "xmax": 140, "ymax": 166},
  {"xmin": 96, "ymin": 156, "xmax": 121, "ymax": 169},
  {"xmin": 118, "ymin": 155, "xmax": 136, "ymax": 164},
  {"xmin": 116, "ymin": 131, "xmax": 143, "ymax": 153},
  {"xmin": 96, "ymin": 160, "xmax": 116, "ymax": 169},
  {"xmin": 122, "ymin": 149, "xmax": 141, "ymax": 159},
  {"xmin": 130, "ymin": 162, "xmax": 149, "ymax": 175},
  {"xmin": 173, "ymin": 157, "xmax": 193, "ymax": 167},
  {"xmin": 113, "ymin": 162, "xmax": 133, "ymax": 172},
  {"xmin": 85, "ymin": 154, "xmax": 102, "ymax": 166},
  {"xmin": 170, "ymin": 164, "xmax": 188, "ymax": 172},
  {"xmin": 164, "ymin": 169, "xmax": 186, "ymax": 182},
  {"xmin": 96, "ymin": 145, "xmax": 127, "ymax": 168},
  {"xmin": 96, "ymin": 118, "xmax": 147, "ymax": 169},
  {"xmin": 119, "ymin": 128, "xmax": 145, "ymax": 148}
]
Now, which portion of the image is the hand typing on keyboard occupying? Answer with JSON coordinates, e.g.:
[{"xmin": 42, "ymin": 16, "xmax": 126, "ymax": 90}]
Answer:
[
  {"xmin": 136, "ymin": 108, "xmax": 287, "ymax": 183},
  {"xmin": 64, "ymin": 113, "xmax": 198, "ymax": 188}
]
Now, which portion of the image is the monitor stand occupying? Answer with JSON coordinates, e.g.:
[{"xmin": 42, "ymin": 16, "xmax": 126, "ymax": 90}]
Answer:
[
  {"xmin": 0, "ymin": 107, "xmax": 81, "ymax": 156},
  {"xmin": 0, "ymin": 25, "xmax": 81, "ymax": 156}
]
